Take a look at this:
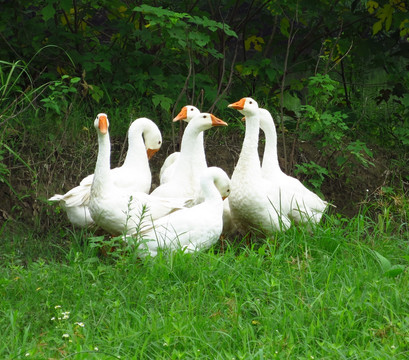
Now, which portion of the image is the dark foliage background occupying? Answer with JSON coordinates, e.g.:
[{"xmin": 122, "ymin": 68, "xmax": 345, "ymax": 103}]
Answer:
[{"xmin": 0, "ymin": 0, "xmax": 408, "ymax": 232}]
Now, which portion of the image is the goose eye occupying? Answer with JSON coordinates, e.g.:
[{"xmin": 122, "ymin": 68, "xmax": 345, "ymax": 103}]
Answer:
[
  {"xmin": 249, "ymin": 101, "xmax": 253, "ymax": 104},
  {"xmin": 203, "ymin": 115, "xmax": 207, "ymax": 118},
  {"xmin": 158, "ymin": 141, "xmax": 161, "ymax": 145},
  {"xmin": 190, "ymin": 108, "xmax": 194, "ymax": 111}
]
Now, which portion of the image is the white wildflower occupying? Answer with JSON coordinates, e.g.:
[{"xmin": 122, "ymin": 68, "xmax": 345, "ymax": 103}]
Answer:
[
  {"xmin": 62, "ymin": 333, "xmax": 69, "ymax": 338},
  {"xmin": 54, "ymin": 305, "xmax": 61, "ymax": 309},
  {"xmin": 75, "ymin": 322, "xmax": 85, "ymax": 327},
  {"xmin": 94, "ymin": 347, "xmax": 99, "ymax": 351}
]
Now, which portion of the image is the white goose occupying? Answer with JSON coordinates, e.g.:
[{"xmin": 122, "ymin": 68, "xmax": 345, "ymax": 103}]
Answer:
[
  {"xmin": 258, "ymin": 107, "xmax": 329, "ymax": 224},
  {"xmin": 150, "ymin": 112, "xmax": 228, "ymax": 202},
  {"xmin": 228, "ymin": 97, "xmax": 291, "ymax": 234},
  {"xmin": 134, "ymin": 166, "xmax": 226, "ymax": 257},
  {"xmin": 49, "ymin": 117, "xmax": 162, "ymax": 228},
  {"xmin": 88, "ymin": 113, "xmax": 188, "ymax": 236},
  {"xmin": 162, "ymin": 106, "xmax": 234, "ymax": 234},
  {"xmin": 159, "ymin": 105, "xmax": 202, "ymax": 184}
]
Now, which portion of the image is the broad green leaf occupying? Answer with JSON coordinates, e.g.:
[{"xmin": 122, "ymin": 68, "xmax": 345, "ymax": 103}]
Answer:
[
  {"xmin": 152, "ymin": 94, "xmax": 172, "ymax": 112},
  {"xmin": 373, "ymin": 20, "xmax": 383, "ymax": 35},
  {"xmin": 372, "ymin": 250, "xmax": 392, "ymax": 272},
  {"xmin": 41, "ymin": 3, "xmax": 56, "ymax": 22},
  {"xmin": 70, "ymin": 77, "xmax": 81, "ymax": 84},
  {"xmin": 384, "ymin": 265, "xmax": 405, "ymax": 278},
  {"xmin": 60, "ymin": 0, "xmax": 72, "ymax": 11},
  {"xmin": 400, "ymin": 19, "xmax": 409, "ymax": 37},
  {"xmin": 280, "ymin": 17, "xmax": 290, "ymax": 37},
  {"xmin": 383, "ymin": 4, "xmax": 393, "ymax": 31},
  {"xmin": 265, "ymin": 67, "xmax": 276, "ymax": 82}
]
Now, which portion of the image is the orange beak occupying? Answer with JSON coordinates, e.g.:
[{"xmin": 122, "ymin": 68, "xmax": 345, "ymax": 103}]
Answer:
[
  {"xmin": 173, "ymin": 106, "xmax": 187, "ymax": 122},
  {"xmin": 147, "ymin": 148, "xmax": 159, "ymax": 160},
  {"xmin": 228, "ymin": 98, "xmax": 246, "ymax": 110},
  {"xmin": 210, "ymin": 114, "xmax": 228, "ymax": 127},
  {"xmin": 99, "ymin": 114, "xmax": 108, "ymax": 134},
  {"xmin": 222, "ymin": 196, "xmax": 228, "ymax": 201}
]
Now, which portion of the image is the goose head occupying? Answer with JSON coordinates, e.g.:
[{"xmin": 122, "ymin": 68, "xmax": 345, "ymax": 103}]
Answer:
[
  {"xmin": 94, "ymin": 113, "xmax": 109, "ymax": 135},
  {"xmin": 128, "ymin": 118, "xmax": 163, "ymax": 160},
  {"xmin": 200, "ymin": 167, "xmax": 231, "ymax": 201},
  {"xmin": 189, "ymin": 112, "xmax": 228, "ymax": 131},
  {"xmin": 209, "ymin": 167, "xmax": 231, "ymax": 200},
  {"xmin": 228, "ymin": 97, "xmax": 259, "ymax": 117},
  {"xmin": 173, "ymin": 105, "xmax": 201, "ymax": 123},
  {"xmin": 145, "ymin": 131, "xmax": 162, "ymax": 160}
]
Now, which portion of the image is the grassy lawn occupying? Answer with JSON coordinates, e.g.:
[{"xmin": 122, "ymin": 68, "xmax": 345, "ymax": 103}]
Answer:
[{"xmin": 1, "ymin": 209, "xmax": 408, "ymax": 359}]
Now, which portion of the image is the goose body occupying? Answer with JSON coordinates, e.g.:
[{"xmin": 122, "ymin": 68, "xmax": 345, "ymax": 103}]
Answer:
[
  {"xmin": 151, "ymin": 112, "xmax": 227, "ymax": 202},
  {"xmin": 49, "ymin": 117, "xmax": 162, "ymax": 227},
  {"xmin": 135, "ymin": 166, "xmax": 226, "ymax": 257},
  {"xmin": 88, "ymin": 113, "xmax": 188, "ymax": 236},
  {"xmin": 228, "ymin": 98, "xmax": 291, "ymax": 234},
  {"xmin": 258, "ymin": 108, "xmax": 329, "ymax": 224}
]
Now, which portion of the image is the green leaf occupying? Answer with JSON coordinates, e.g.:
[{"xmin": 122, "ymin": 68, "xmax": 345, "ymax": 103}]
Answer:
[
  {"xmin": 384, "ymin": 265, "xmax": 405, "ymax": 278},
  {"xmin": 41, "ymin": 3, "xmax": 55, "ymax": 22},
  {"xmin": 152, "ymin": 94, "xmax": 173, "ymax": 112},
  {"xmin": 60, "ymin": 0, "xmax": 72, "ymax": 11},
  {"xmin": 89, "ymin": 85, "xmax": 104, "ymax": 103},
  {"xmin": 372, "ymin": 250, "xmax": 391, "ymax": 272},
  {"xmin": 70, "ymin": 77, "xmax": 81, "ymax": 84},
  {"xmin": 265, "ymin": 67, "xmax": 276, "ymax": 82},
  {"xmin": 383, "ymin": 4, "xmax": 393, "ymax": 31},
  {"xmin": 280, "ymin": 17, "xmax": 290, "ymax": 37},
  {"xmin": 373, "ymin": 20, "xmax": 383, "ymax": 35}
]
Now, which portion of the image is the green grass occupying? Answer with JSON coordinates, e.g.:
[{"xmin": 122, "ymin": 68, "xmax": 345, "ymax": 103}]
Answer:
[{"xmin": 1, "ymin": 209, "xmax": 409, "ymax": 359}]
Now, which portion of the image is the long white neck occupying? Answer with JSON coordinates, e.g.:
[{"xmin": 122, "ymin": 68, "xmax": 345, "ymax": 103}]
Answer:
[
  {"xmin": 260, "ymin": 115, "xmax": 281, "ymax": 177},
  {"xmin": 233, "ymin": 112, "xmax": 261, "ymax": 176},
  {"xmin": 91, "ymin": 131, "xmax": 111, "ymax": 196},
  {"xmin": 122, "ymin": 128, "xmax": 149, "ymax": 175},
  {"xmin": 194, "ymin": 132, "xmax": 207, "ymax": 168},
  {"xmin": 173, "ymin": 124, "xmax": 203, "ymax": 182}
]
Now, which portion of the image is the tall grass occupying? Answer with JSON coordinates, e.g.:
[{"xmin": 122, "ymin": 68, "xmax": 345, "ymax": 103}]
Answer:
[{"xmin": 1, "ymin": 208, "xmax": 408, "ymax": 359}]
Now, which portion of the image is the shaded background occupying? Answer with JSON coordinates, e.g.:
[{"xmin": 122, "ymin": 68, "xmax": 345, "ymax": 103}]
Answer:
[{"xmin": 0, "ymin": 0, "xmax": 408, "ymax": 233}]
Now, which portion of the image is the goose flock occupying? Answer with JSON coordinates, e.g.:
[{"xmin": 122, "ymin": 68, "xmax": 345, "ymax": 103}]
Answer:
[{"xmin": 49, "ymin": 97, "xmax": 330, "ymax": 256}]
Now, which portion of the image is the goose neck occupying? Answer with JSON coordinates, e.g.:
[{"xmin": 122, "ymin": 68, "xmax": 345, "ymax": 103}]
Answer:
[
  {"xmin": 262, "ymin": 120, "xmax": 281, "ymax": 171},
  {"xmin": 176, "ymin": 125, "xmax": 202, "ymax": 168},
  {"xmin": 122, "ymin": 130, "xmax": 146, "ymax": 168},
  {"xmin": 237, "ymin": 113, "xmax": 260, "ymax": 169},
  {"xmin": 92, "ymin": 132, "xmax": 111, "ymax": 194}
]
